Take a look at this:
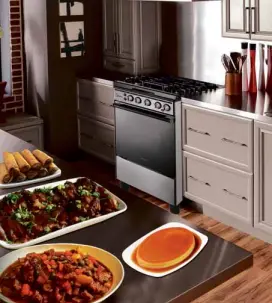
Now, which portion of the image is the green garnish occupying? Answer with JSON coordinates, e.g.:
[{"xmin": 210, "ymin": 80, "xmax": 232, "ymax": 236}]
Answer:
[
  {"xmin": 7, "ymin": 240, "xmax": 14, "ymax": 244},
  {"xmin": 45, "ymin": 204, "xmax": 56, "ymax": 213},
  {"xmin": 13, "ymin": 205, "xmax": 32, "ymax": 220},
  {"xmin": 44, "ymin": 226, "xmax": 51, "ymax": 233},
  {"xmin": 49, "ymin": 217, "xmax": 57, "ymax": 222},
  {"xmin": 6, "ymin": 193, "xmax": 22, "ymax": 204},
  {"xmin": 57, "ymin": 184, "xmax": 65, "ymax": 190},
  {"xmin": 92, "ymin": 192, "xmax": 100, "ymax": 198},
  {"xmin": 35, "ymin": 187, "xmax": 52, "ymax": 194},
  {"xmin": 78, "ymin": 216, "xmax": 90, "ymax": 222},
  {"xmin": 47, "ymin": 196, "xmax": 53, "ymax": 202},
  {"xmin": 79, "ymin": 189, "xmax": 90, "ymax": 196}
]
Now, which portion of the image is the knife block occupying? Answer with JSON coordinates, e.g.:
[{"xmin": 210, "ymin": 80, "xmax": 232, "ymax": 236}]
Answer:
[{"xmin": 225, "ymin": 73, "xmax": 242, "ymax": 96}]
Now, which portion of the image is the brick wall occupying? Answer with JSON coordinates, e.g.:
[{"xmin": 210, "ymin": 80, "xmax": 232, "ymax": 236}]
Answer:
[{"xmin": 3, "ymin": 0, "xmax": 24, "ymax": 114}]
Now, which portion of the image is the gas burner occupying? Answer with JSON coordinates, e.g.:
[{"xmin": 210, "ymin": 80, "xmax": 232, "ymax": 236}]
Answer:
[{"xmin": 122, "ymin": 76, "xmax": 219, "ymax": 98}]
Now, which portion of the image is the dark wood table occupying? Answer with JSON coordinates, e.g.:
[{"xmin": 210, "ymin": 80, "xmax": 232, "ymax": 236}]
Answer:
[{"xmin": 0, "ymin": 130, "xmax": 253, "ymax": 303}]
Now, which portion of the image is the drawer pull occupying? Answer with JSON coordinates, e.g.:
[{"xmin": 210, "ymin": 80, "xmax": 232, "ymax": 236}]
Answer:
[
  {"xmin": 188, "ymin": 175, "xmax": 211, "ymax": 187},
  {"xmin": 99, "ymin": 100, "xmax": 113, "ymax": 108},
  {"xmin": 221, "ymin": 138, "xmax": 248, "ymax": 147},
  {"xmin": 188, "ymin": 127, "xmax": 210, "ymax": 136},
  {"xmin": 27, "ymin": 140, "xmax": 33, "ymax": 143},
  {"xmin": 81, "ymin": 133, "xmax": 114, "ymax": 148},
  {"xmin": 111, "ymin": 62, "xmax": 125, "ymax": 68},
  {"xmin": 223, "ymin": 188, "xmax": 248, "ymax": 201}
]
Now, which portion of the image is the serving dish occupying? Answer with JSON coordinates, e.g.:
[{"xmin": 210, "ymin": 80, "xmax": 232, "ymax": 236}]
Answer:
[
  {"xmin": 0, "ymin": 243, "xmax": 125, "ymax": 303},
  {"xmin": 122, "ymin": 222, "xmax": 208, "ymax": 278},
  {"xmin": 0, "ymin": 169, "xmax": 61, "ymax": 189},
  {"xmin": 0, "ymin": 177, "xmax": 127, "ymax": 249},
  {"xmin": 0, "ymin": 149, "xmax": 61, "ymax": 189}
]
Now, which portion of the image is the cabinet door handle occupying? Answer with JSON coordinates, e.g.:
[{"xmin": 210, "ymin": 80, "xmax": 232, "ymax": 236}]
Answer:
[
  {"xmin": 27, "ymin": 140, "xmax": 33, "ymax": 143},
  {"xmin": 81, "ymin": 133, "xmax": 114, "ymax": 148},
  {"xmin": 99, "ymin": 100, "xmax": 113, "ymax": 107},
  {"xmin": 188, "ymin": 175, "xmax": 211, "ymax": 187},
  {"xmin": 117, "ymin": 33, "xmax": 120, "ymax": 54},
  {"xmin": 245, "ymin": 7, "xmax": 250, "ymax": 34},
  {"xmin": 221, "ymin": 137, "xmax": 248, "ymax": 147},
  {"xmin": 251, "ymin": 7, "xmax": 256, "ymax": 34},
  {"xmin": 188, "ymin": 127, "xmax": 210, "ymax": 136},
  {"xmin": 113, "ymin": 33, "xmax": 117, "ymax": 54},
  {"xmin": 223, "ymin": 188, "xmax": 248, "ymax": 201}
]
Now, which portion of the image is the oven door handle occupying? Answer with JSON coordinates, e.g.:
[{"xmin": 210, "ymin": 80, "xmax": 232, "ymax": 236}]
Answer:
[{"xmin": 114, "ymin": 103, "xmax": 174, "ymax": 123}]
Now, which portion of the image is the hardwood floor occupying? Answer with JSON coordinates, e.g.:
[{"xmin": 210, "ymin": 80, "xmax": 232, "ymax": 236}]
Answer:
[{"xmin": 70, "ymin": 154, "xmax": 272, "ymax": 303}]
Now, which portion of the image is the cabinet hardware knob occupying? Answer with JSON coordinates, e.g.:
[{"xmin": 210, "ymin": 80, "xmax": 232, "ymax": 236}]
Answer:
[
  {"xmin": 99, "ymin": 100, "xmax": 113, "ymax": 107},
  {"xmin": 221, "ymin": 137, "xmax": 248, "ymax": 147},
  {"xmin": 188, "ymin": 127, "xmax": 210, "ymax": 136},
  {"xmin": 223, "ymin": 188, "xmax": 248, "ymax": 201},
  {"xmin": 189, "ymin": 175, "xmax": 211, "ymax": 187}
]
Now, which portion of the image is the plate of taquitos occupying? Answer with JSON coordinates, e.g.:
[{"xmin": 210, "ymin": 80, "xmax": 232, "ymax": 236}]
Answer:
[{"xmin": 0, "ymin": 149, "xmax": 61, "ymax": 189}]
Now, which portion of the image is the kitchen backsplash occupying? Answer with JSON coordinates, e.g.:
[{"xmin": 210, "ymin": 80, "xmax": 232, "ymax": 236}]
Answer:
[{"xmin": 174, "ymin": 2, "xmax": 268, "ymax": 86}]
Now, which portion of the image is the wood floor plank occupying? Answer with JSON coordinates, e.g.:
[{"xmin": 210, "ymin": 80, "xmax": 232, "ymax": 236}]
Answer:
[{"xmin": 193, "ymin": 267, "xmax": 265, "ymax": 303}]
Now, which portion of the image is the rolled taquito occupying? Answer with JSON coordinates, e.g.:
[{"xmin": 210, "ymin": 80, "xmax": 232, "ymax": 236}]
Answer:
[
  {"xmin": 3, "ymin": 152, "xmax": 20, "ymax": 176},
  {"xmin": 48, "ymin": 163, "xmax": 59, "ymax": 175},
  {"xmin": 32, "ymin": 149, "xmax": 53, "ymax": 167},
  {"xmin": 13, "ymin": 152, "xmax": 31, "ymax": 173},
  {"xmin": 0, "ymin": 163, "xmax": 13, "ymax": 184},
  {"xmin": 26, "ymin": 169, "xmax": 38, "ymax": 180},
  {"xmin": 15, "ymin": 172, "xmax": 27, "ymax": 182},
  {"xmin": 21, "ymin": 149, "xmax": 42, "ymax": 170},
  {"xmin": 38, "ymin": 167, "xmax": 48, "ymax": 178}
]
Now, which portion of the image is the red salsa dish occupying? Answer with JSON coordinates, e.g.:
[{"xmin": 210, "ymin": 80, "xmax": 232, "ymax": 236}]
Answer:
[{"xmin": 0, "ymin": 249, "xmax": 113, "ymax": 303}]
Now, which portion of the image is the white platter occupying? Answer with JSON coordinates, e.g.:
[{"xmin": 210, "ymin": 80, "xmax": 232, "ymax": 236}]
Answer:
[
  {"xmin": 0, "ymin": 243, "xmax": 125, "ymax": 303},
  {"xmin": 0, "ymin": 169, "xmax": 62, "ymax": 189},
  {"xmin": 0, "ymin": 177, "xmax": 127, "ymax": 249},
  {"xmin": 122, "ymin": 222, "xmax": 208, "ymax": 278}
]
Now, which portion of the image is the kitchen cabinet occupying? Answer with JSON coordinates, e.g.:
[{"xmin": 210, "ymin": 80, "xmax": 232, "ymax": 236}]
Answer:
[
  {"xmin": 77, "ymin": 78, "xmax": 114, "ymax": 125},
  {"xmin": 251, "ymin": 0, "xmax": 272, "ymax": 41},
  {"xmin": 182, "ymin": 103, "xmax": 254, "ymax": 229},
  {"xmin": 78, "ymin": 115, "xmax": 115, "ymax": 164},
  {"xmin": 222, "ymin": 0, "xmax": 250, "ymax": 39},
  {"xmin": 184, "ymin": 151, "xmax": 253, "ymax": 225},
  {"xmin": 0, "ymin": 114, "xmax": 44, "ymax": 149},
  {"xmin": 182, "ymin": 104, "xmax": 253, "ymax": 173},
  {"xmin": 222, "ymin": 0, "xmax": 272, "ymax": 41},
  {"xmin": 254, "ymin": 121, "xmax": 272, "ymax": 234},
  {"xmin": 77, "ymin": 78, "xmax": 115, "ymax": 164},
  {"xmin": 103, "ymin": 0, "xmax": 161, "ymax": 74}
]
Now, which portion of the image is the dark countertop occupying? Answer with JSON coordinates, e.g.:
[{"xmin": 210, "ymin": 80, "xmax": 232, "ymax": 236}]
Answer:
[
  {"xmin": 182, "ymin": 88, "xmax": 272, "ymax": 124},
  {"xmin": 0, "ymin": 130, "xmax": 253, "ymax": 302}
]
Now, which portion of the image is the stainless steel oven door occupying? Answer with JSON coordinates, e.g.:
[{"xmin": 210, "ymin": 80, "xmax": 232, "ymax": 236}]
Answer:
[{"xmin": 115, "ymin": 102, "xmax": 175, "ymax": 179}]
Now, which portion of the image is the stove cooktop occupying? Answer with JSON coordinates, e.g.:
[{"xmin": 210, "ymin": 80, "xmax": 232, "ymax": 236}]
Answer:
[{"xmin": 115, "ymin": 76, "xmax": 221, "ymax": 99}]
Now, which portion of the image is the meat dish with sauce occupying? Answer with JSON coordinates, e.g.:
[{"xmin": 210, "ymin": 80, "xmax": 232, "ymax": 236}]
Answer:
[
  {"xmin": 0, "ymin": 248, "xmax": 113, "ymax": 303},
  {"xmin": 0, "ymin": 178, "xmax": 119, "ymax": 244}
]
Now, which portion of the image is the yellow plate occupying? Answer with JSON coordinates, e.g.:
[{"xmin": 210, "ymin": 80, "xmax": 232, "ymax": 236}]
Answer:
[{"xmin": 0, "ymin": 243, "xmax": 125, "ymax": 303}]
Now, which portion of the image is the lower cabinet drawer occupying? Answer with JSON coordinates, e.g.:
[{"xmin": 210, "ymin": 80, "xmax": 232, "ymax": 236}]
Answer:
[
  {"xmin": 104, "ymin": 56, "xmax": 136, "ymax": 74},
  {"xmin": 78, "ymin": 116, "xmax": 115, "ymax": 163},
  {"xmin": 9, "ymin": 126, "xmax": 43, "ymax": 149},
  {"xmin": 183, "ymin": 152, "xmax": 253, "ymax": 223}
]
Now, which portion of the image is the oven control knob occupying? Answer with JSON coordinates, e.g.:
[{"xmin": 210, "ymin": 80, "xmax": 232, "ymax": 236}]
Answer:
[
  {"xmin": 163, "ymin": 104, "xmax": 171, "ymax": 112},
  {"xmin": 144, "ymin": 99, "xmax": 151, "ymax": 106},
  {"xmin": 128, "ymin": 95, "xmax": 134, "ymax": 102},
  {"xmin": 135, "ymin": 97, "xmax": 142, "ymax": 104},
  {"xmin": 155, "ymin": 102, "xmax": 162, "ymax": 109}
]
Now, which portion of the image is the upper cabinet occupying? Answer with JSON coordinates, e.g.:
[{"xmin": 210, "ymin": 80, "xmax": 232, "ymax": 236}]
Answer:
[
  {"xmin": 103, "ymin": 0, "xmax": 161, "ymax": 74},
  {"xmin": 222, "ymin": 0, "xmax": 272, "ymax": 41}
]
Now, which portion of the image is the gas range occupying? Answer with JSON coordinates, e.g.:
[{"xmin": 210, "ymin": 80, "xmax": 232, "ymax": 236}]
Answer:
[
  {"xmin": 114, "ymin": 76, "xmax": 221, "ymax": 115},
  {"xmin": 114, "ymin": 75, "xmax": 221, "ymax": 211}
]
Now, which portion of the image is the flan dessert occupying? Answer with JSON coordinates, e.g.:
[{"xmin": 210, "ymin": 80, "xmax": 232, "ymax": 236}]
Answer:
[{"xmin": 136, "ymin": 227, "xmax": 196, "ymax": 270}]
